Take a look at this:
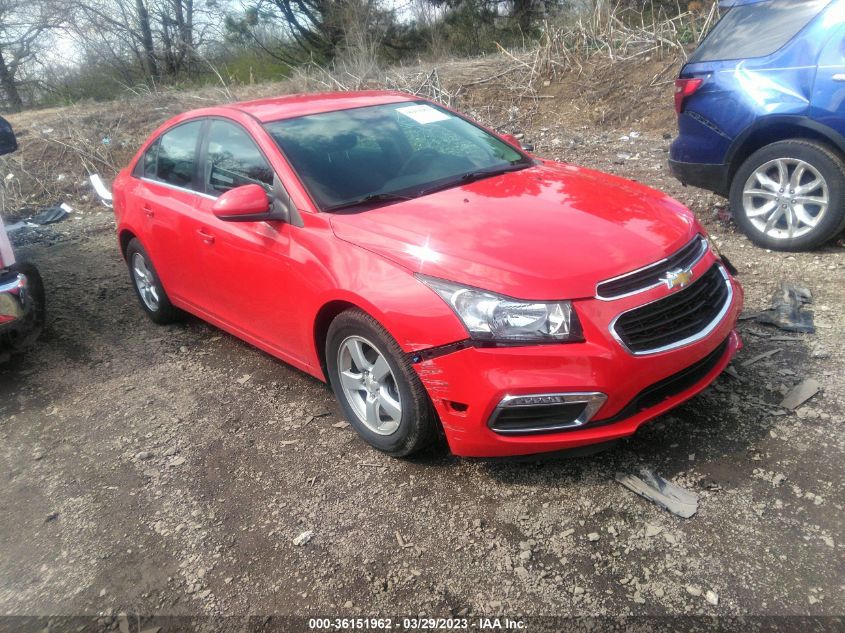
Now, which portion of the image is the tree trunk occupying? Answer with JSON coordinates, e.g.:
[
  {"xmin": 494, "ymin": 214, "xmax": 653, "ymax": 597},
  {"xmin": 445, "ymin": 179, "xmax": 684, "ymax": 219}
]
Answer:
[
  {"xmin": 0, "ymin": 49, "xmax": 23, "ymax": 113},
  {"xmin": 136, "ymin": 0, "xmax": 159, "ymax": 77},
  {"xmin": 513, "ymin": 0, "xmax": 532, "ymax": 34}
]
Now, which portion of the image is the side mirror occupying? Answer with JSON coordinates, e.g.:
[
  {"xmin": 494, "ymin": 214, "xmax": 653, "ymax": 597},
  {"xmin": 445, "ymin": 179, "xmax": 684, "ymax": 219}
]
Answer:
[
  {"xmin": 501, "ymin": 133, "xmax": 533, "ymax": 153},
  {"xmin": 0, "ymin": 116, "xmax": 18, "ymax": 156},
  {"xmin": 213, "ymin": 184, "xmax": 284, "ymax": 222}
]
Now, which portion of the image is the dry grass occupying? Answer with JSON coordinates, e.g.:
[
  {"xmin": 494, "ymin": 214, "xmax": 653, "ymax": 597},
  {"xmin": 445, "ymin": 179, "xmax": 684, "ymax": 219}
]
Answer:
[{"xmin": 0, "ymin": 3, "xmax": 716, "ymax": 220}]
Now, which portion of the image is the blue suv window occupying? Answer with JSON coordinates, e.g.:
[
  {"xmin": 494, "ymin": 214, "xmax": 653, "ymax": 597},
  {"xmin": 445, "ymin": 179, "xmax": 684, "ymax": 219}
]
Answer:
[{"xmin": 689, "ymin": 0, "xmax": 831, "ymax": 63}]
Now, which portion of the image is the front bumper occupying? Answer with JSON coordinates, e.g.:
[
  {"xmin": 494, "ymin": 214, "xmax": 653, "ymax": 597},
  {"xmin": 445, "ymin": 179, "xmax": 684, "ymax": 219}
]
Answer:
[
  {"xmin": 0, "ymin": 270, "xmax": 30, "ymax": 329},
  {"xmin": 413, "ymin": 255, "xmax": 743, "ymax": 457}
]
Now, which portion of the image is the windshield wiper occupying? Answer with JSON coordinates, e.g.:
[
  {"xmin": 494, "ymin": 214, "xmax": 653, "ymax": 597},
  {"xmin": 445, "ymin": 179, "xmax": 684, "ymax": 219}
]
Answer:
[
  {"xmin": 418, "ymin": 163, "xmax": 530, "ymax": 197},
  {"xmin": 324, "ymin": 192, "xmax": 414, "ymax": 212}
]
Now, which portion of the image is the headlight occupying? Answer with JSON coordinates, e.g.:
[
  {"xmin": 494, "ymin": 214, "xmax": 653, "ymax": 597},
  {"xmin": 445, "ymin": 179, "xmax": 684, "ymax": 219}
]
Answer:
[{"xmin": 418, "ymin": 275, "xmax": 583, "ymax": 343}]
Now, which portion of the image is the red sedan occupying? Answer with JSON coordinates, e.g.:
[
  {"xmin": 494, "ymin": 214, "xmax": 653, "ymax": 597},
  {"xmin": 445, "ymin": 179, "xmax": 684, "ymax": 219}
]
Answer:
[{"xmin": 112, "ymin": 91, "xmax": 743, "ymax": 458}]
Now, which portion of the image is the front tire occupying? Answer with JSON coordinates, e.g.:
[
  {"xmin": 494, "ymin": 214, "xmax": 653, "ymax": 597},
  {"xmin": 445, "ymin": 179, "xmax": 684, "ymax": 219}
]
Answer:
[
  {"xmin": 326, "ymin": 309, "xmax": 437, "ymax": 457},
  {"xmin": 730, "ymin": 140, "xmax": 845, "ymax": 251},
  {"xmin": 2, "ymin": 262, "xmax": 45, "ymax": 352},
  {"xmin": 125, "ymin": 238, "xmax": 180, "ymax": 324}
]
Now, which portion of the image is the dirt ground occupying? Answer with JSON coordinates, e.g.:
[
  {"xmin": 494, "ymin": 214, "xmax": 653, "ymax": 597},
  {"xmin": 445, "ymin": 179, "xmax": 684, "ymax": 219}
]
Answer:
[{"xmin": 1, "ymin": 57, "xmax": 843, "ymax": 631}]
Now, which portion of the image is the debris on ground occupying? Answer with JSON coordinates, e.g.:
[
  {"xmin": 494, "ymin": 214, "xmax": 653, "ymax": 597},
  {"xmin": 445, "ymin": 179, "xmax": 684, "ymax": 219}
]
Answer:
[
  {"xmin": 30, "ymin": 204, "xmax": 72, "ymax": 225},
  {"xmin": 756, "ymin": 282, "xmax": 815, "ymax": 333},
  {"xmin": 780, "ymin": 379, "xmax": 821, "ymax": 410},
  {"xmin": 5, "ymin": 203, "xmax": 73, "ymax": 232},
  {"xmin": 741, "ymin": 349, "xmax": 781, "ymax": 368},
  {"xmin": 293, "ymin": 530, "xmax": 314, "ymax": 546},
  {"xmin": 616, "ymin": 469, "xmax": 699, "ymax": 518},
  {"xmin": 90, "ymin": 174, "xmax": 114, "ymax": 207}
]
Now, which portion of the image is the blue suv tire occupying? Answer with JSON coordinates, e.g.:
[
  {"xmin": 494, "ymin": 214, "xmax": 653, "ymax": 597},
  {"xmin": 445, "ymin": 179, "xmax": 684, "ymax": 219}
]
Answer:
[{"xmin": 729, "ymin": 140, "xmax": 845, "ymax": 251}]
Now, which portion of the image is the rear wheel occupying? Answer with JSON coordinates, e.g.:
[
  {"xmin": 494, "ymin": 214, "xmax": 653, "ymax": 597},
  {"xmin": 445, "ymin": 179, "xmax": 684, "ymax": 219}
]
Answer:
[
  {"xmin": 730, "ymin": 140, "xmax": 845, "ymax": 251},
  {"xmin": 325, "ymin": 309, "xmax": 437, "ymax": 457},
  {"xmin": 125, "ymin": 238, "xmax": 180, "ymax": 324}
]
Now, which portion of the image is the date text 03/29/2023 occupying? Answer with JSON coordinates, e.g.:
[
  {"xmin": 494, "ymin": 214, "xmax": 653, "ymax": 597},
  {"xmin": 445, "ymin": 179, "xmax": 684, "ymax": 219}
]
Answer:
[{"xmin": 307, "ymin": 617, "xmax": 526, "ymax": 630}]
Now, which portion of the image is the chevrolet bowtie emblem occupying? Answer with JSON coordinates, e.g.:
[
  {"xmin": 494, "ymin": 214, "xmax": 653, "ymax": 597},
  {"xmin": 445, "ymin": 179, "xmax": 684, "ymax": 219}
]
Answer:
[{"xmin": 662, "ymin": 268, "xmax": 694, "ymax": 290}]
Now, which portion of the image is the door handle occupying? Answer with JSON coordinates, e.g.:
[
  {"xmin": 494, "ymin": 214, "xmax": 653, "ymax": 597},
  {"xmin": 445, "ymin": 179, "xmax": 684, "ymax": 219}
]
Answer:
[
  {"xmin": 834, "ymin": 73, "xmax": 845, "ymax": 82},
  {"xmin": 196, "ymin": 228, "xmax": 215, "ymax": 245},
  {"xmin": 143, "ymin": 205, "xmax": 154, "ymax": 218}
]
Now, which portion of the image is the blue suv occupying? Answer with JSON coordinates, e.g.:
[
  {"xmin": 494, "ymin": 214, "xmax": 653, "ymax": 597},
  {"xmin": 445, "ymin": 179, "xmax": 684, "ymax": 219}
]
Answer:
[{"xmin": 669, "ymin": 0, "xmax": 845, "ymax": 250}]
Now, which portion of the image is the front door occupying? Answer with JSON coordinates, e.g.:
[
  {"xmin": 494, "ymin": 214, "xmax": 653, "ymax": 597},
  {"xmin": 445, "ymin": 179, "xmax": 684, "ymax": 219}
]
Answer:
[{"xmin": 192, "ymin": 118, "xmax": 302, "ymax": 361}]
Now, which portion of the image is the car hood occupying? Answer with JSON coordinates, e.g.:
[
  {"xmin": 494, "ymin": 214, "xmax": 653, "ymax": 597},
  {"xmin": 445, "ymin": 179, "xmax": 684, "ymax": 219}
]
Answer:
[{"xmin": 329, "ymin": 162, "xmax": 698, "ymax": 300}]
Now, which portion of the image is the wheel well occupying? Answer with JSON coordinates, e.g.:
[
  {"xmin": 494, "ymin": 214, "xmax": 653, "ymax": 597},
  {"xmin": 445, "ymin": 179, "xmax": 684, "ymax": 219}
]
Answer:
[
  {"xmin": 118, "ymin": 229, "xmax": 136, "ymax": 259},
  {"xmin": 729, "ymin": 123, "xmax": 845, "ymax": 184},
  {"xmin": 313, "ymin": 300, "xmax": 357, "ymax": 381}
]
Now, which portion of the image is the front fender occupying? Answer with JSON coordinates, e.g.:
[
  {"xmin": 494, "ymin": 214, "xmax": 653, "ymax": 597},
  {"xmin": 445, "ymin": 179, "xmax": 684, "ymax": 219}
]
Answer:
[{"xmin": 308, "ymin": 239, "xmax": 468, "ymax": 354}]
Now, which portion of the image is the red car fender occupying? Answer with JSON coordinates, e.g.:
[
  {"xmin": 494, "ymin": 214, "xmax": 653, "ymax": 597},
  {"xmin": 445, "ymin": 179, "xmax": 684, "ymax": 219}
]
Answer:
[{"xmin": 296, "ymin": 235, "xmax": 470, "ymax": 379}]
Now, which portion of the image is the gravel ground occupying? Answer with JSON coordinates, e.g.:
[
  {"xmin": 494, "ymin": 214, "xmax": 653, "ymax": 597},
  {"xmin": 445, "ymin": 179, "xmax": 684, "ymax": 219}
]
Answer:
[{"xmin": 1, "ymin": 105, "xmax": 843, "ymax": 632}]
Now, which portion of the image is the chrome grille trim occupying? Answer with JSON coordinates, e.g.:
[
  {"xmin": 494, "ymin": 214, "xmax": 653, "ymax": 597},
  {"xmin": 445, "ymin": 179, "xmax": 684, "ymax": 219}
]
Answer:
[{"xmin": 595, "ymin": 235, "xmax": 708, "ymax": 301}]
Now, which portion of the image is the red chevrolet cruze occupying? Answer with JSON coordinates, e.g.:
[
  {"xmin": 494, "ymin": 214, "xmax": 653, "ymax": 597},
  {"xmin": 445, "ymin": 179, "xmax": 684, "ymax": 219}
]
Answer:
[{"xmin": 112, "ymin": 91, "xmax": 743, "ymax": 458}]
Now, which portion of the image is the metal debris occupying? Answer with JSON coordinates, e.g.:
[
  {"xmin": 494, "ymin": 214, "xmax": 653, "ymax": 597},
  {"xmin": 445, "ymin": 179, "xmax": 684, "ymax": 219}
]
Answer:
[
  {"xmin": 293, "ymin": 530, "xmax": 314, "ymax": 546},
  {"xmin": 756, "ymin": 282, "xmax": 815, "ymax": 333},
  {"xmin": 616, "ymin": 469, "xmax": 699, "ymax": 519},
  {"xmin": 780, "ymin": 379, "xmax": 821, "ymax": 410}
]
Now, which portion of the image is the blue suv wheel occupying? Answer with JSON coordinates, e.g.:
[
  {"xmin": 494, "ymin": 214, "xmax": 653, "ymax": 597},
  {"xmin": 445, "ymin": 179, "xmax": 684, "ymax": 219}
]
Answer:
[
  {"xmin": 669, "ymin": 0, "xmax": 845, "ymax": 250},
  {"xmin": 730, "ymin": 140, "xmax": 845, "ymax": 250}
]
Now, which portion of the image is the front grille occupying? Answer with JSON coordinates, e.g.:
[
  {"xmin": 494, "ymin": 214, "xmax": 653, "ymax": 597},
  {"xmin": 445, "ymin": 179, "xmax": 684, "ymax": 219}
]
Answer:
[
  {"xmin": 612, "ymin": 264, "xmax": 730, "ymax": 354},
  {"xmin": 596, "ymin": 235, "xmax": 707, "ymax": 299},
  {"xmin": 592, "ymin": 337, "xmax": 730, "ymax": 426}
]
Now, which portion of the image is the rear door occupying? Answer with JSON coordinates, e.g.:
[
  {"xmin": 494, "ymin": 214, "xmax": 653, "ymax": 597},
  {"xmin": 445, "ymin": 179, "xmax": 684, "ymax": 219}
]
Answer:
[
  {"xmin": 812, "ymin": 22, "xmax": 845, "ymax": 135},
  {"xmin": 132, "ymin": 119, "xmax": 208, "ymax": 307}
]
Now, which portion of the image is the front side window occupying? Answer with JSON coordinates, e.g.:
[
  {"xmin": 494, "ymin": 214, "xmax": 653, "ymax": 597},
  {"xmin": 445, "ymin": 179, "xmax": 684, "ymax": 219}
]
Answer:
[
  {"xmin": 156, "ymin": 120, "xmax": 202, "ymax": 189},
  {"xmin": 142, "ymin": 138, "xmax": 159, "ymax": 178},
  {"xmin": 205, "ymin": 120, "xmax": 275, "ymax": 195},
  {"xmin": 689, "ymin": 0, "xmax": 831, "ymax": 63},
  {"xmin": 264, "ymin": 101, "xmax": 527, "ymax": 211}
]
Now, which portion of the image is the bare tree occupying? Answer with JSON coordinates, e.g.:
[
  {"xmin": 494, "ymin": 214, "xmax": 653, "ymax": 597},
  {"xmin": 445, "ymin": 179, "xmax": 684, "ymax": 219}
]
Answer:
[
  {"xmin": 66, "ymin": 0, "xmax": 217, "ymax": 83},
  {"xmin": 0, "ymin": 0, "xmax": 65, "ymax": 111}
]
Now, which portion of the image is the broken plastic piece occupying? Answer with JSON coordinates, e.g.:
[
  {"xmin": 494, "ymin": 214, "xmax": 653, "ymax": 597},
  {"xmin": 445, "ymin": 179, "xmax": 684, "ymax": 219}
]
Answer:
[
  {"xmin": 90, "ymin": 174, "xmax": 114, "ymax": 207},
  {"xmin": 780, "ymin": 378, "xmax": 821, "ymax": 410},
  {"xmin": 29, "ymin": 205, "xmax": 70, "ymax": 225},
  {"xmin": 756, "ymin": 282, "xmax": 815, "ymax": 333},
  {"xmin": 616, "ymin": 469, "xmax": 699, "ymax": 519}
]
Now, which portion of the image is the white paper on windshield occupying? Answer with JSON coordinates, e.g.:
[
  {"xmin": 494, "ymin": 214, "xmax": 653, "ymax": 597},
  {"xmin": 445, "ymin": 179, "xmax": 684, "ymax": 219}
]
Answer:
[{"xmin": 396, "ymin": 104, "xmax": 451, "ymax": 124}]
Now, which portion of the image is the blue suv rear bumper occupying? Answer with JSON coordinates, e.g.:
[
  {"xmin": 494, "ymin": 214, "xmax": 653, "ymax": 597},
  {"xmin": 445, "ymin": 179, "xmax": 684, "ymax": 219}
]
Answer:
[{"xmin": 667, "ymin": 158, "xmax": 729, "ymax": 197}]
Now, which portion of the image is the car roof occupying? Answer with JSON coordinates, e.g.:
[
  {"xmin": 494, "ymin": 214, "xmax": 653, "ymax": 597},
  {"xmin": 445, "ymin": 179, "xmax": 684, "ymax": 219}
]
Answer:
[{"xmin": 223, "ymin": 90, "xmax": 418, "ymax": 123}]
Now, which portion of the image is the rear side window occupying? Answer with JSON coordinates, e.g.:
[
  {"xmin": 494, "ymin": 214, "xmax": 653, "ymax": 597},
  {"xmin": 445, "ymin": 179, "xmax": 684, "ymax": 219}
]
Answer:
[
  {"xmin": 156, "ymin": 121, "xmax": 202, "ymax": 189},
  {"xmin": 689, "ymin": 0, "xmax": 830, "ymax": 63},
  {"xmin": 204, "ymin": 120, "xmax": 274, "ymax": 195}
]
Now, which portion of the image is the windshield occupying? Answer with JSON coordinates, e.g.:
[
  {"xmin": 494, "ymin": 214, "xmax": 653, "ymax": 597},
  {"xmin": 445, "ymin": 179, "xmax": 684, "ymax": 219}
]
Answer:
[{"xmin": 264, "ymin": 101, "xmax": 529, "ymax": 211}]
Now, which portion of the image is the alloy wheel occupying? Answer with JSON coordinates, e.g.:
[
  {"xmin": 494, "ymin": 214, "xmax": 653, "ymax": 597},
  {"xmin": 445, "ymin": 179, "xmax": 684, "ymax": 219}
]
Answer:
[
  {"xmin": 742, "ymin": 158, "xmax": 829, "ymax": 240},
  {"xmin": 131, "ymin": 252, "xmax": 160, "ymax": 312},
  {"xmin": 337, "ymin": 335, "xmax": 402, "ymax": 435}
]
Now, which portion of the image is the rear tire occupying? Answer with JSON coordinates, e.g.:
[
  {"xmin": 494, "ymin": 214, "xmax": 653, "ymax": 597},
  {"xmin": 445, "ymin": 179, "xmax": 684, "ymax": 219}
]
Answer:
[
  {"xmin": 730, "ymin": 140, "xmax": 845, "ymax": 251},
  {"xmin": 326, "ymin": 309, "xmax": 437, "ymax": 457},
  {"xmin": 125, "ymin": 238, "xmax": 180, "ymax": 324}
]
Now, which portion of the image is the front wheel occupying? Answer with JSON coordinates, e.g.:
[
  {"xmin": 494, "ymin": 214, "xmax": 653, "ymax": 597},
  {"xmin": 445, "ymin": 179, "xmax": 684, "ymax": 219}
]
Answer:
[
  {"xmin": 730, "ymin": 140, "xmax": 845, "ymax": 251},
  {"xmin": 325, "ymin": 309, "xmax": 437, "ymax": 457}
]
